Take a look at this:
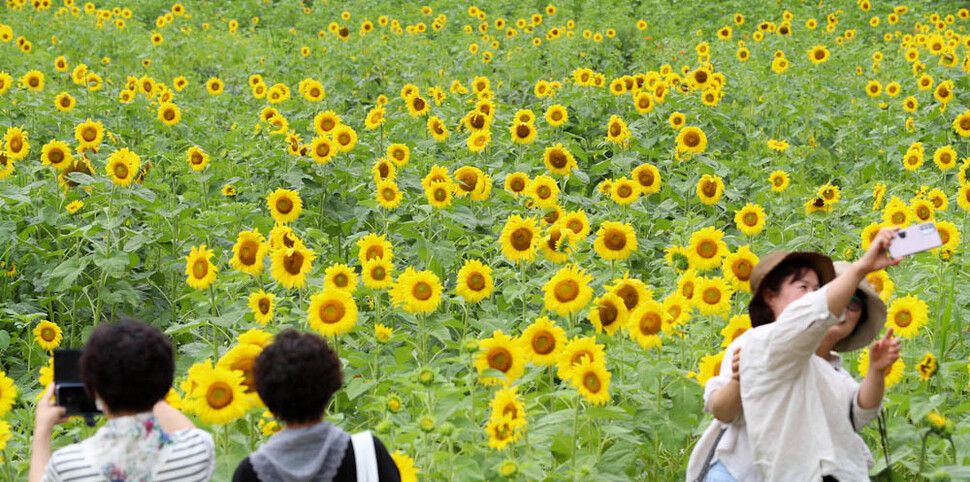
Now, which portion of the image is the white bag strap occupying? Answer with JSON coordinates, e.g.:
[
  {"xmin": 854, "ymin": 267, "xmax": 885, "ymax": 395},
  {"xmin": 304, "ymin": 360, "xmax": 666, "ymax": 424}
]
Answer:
[{"xmin": 351, "ymin": 431, "xmax": 379, "ymax": 482}]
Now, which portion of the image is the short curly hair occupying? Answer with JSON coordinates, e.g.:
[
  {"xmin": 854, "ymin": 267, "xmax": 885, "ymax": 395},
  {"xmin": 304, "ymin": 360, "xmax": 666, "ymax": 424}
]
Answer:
[
  {"xmin": 80, "ymin": 318, "xmax": 174, "ymax": 413},
  {"xmin": 253, "ymin": 329, "xmax": 343, "ymax": 424}
]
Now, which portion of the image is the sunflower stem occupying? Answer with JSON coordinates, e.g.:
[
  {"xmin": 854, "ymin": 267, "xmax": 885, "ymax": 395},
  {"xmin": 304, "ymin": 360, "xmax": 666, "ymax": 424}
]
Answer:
[
  {"xmin": 918, "ymin": 431, "xmax": 930, "ymax": 474},
  {"xmin": 571, "ymin": 395, "xmax": 580, "ymax": 480}
]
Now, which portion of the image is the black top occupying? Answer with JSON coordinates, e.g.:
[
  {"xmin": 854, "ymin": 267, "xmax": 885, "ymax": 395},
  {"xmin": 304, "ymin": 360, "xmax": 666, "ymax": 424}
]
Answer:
[{"xmin": 232, "ymin": 435, "xmax": 401, "ymax": 482}]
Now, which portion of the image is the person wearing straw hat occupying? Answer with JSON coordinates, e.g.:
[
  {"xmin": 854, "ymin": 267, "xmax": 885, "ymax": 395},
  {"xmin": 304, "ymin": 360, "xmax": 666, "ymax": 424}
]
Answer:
[
  {"xmin": 686, "ymin": 257, "xmax": 887, "ymax": 482},
  {"xmin": 737, "ymin": 227, "xmax": 902, "ymax": 482}
]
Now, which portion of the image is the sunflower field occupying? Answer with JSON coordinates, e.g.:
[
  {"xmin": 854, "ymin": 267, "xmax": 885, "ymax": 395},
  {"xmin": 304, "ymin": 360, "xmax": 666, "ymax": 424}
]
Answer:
[{"xmin": 2, "ymin": 0, "xmax": 970, "ymax": 480}]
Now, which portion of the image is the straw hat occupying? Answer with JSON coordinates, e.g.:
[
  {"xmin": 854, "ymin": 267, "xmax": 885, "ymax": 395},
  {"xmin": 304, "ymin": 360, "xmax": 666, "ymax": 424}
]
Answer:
[
  {"xmin": 748, "ymin": 251, "xmax": 836, "ymax": 305},
  {"xmin": 831, "ymin": 261, "xmax": 887, "ymax": 352}
]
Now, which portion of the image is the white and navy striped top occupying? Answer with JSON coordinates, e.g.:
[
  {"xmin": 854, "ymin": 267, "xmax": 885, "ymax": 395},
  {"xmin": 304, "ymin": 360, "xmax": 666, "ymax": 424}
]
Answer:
[{"xmin": 42, "ymin": 428, "xmax": 215, "ymax": 482}]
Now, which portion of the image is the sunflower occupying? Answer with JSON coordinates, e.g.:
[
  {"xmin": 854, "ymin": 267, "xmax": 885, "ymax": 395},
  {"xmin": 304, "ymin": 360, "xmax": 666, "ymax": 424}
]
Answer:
[
  {"xmin": 375, "ymin": 180, "xmax": 403, "ymax": 210},
  {"xmin": 808, "ymin": 45, "xmax": 830, "ymax": 64},
  {"xmin": 427, "ymin": 116, "xmax": 450, "ymax": 141},
  {"xmin": 509, "ymin": 122, "xmax": 537, "ymax": 145},
  {"xmin": 588, "ymin": 292, "xmax": 629, "ymax": 336},
  {"xmin": 40, "ymin": 140, "xmax": 73, "ymax": 171},
  {"xmin": 74, "ymin": 118, "xmax": 104, "ymax": 151},
  {"xmin": 0, "ymin": 72, "xmax": 12, "ymax": 95},
  {"xmin": 805, "ymin": 196, "xmax": 830, "ymax": 214},
  {"xmin": 767, "ymin": 170, "xmax": 790, "ymax": 192},
  {"xmin": 270, "ymin": 240, "xmax": 316, "ymax": 290},
  {"xmin": 181, "ymin": 146, "xmax": 209, "ymax": 172},
  {"xmin": 205, "ymin": 77, "xmax": 224, "ymax": 95},
  {"xmin": 631, "ymin": 163, "xmax": 661, "ymax": 194},
  {"xmin": 882, "ymin": 197, "xmax": 912, "ymax": 226},
  {"xmin": 570, "ymin": 358, "xmax": 611, "ymax": 405},
  {"xmin": 521, "ymin": 316, "xmax": 566, "ymax": 366},
  {"xmin": 695, "ymin": 174, "xmax": 724, "ymax": 205},
  {"xmin": 424, "ymin": 180, "xmax": 454, "ymax": 209},
  {"xmin": 926, "ymin": 188, "xmax": 948, "ymax": 211},
  {"xmin": 542, "ymin": 264, "xmax": 593, "ymax": 316},
  {"xmin": 627, "ymin": 299, "xmax": 669, "ymax": 350},
  {"xmin": 320, "ymin": 263, "xmax": 356, "ymax": 293},
  {"xmin": 456, "ymin": 259, "xmax": 494, "ymax": 303},
  {"xmin": 247, "ymin": 290, "xmax": 275, "ymax": 325},
  {"xmin": 184, "ymin": 245, "xmax": 218, "ymax": 290},
  {"xmin": 503, "ymin": 172, "xmax": 530, "ymax": 197},
  {"xmin": 910, "ymin": 198, "xmax": 935, "ymax": 223},
  {"xmin": 543, "ymin": 143, "xmax": 576, "ymax": 176},
  {"xmin": 609, "ymin": 177, "xmax": 640, "ymax": 205},
  {"xmin": 499, "ymin": 215, "xmax": 540, "ymax": 263},
  {"xmin": 0, "ymin": 371, "xmax": 16, "ymax": 417},
  {"xmin": 308, "ymin": 289, "xmax": 358, "ymax": 337},
  {"xmin": 467, "ymin": 130, "xmax": 491, "ymax": 152},
  {"xmin": 309, "ymin": 136, "xmax": 336, "ymax": 164},
  {"xmin": 607, "ymin": 273, "xmax": 652, "ymax": 313},
  {"xmin": 886, "ymin": 294, "xmax": 928, "ymax": 338},
  {"xmin": 865, "ymin": 80, "xmax": 881, "ymax": 97},
  {"xmin": 693, "ymin": 276, "xmax": 734, "ymax": 316},
  {"xmin": 953, "ymin": 110, "xmax": 970, "ymax": 137},
  {"xmin": 390, "ymin": 267, "xmax": 443, "ymax": 314},
  {"xmin": 722, "ymin": 245, "xmax": 758, "ymax": 292},
  {"xmin": 33, "ymin": 320, "xmax": 63, "ymax": 351},
  {"xmin": 934, "ymin": 81, "xmax": 954, "ymax": 105},
  {"xmin": 605, "ymin": 115, "xmax": 631, "ymax": 145},
  {"xmin": 933, "ymin": 145, "xmax": 957, "ymax": 170},
  {"xmin": 3, "ymin": 126, "xmax": 29, "ymax": 161},
  {"xmin": 364, "ymin": 106, "xmax": 386, "ymax": 130},
  {"xmin": 676, "ymin": 126, "xmax": 707, "ymax": 154},
  {"xmin": 156, "ymin": 102, "xmax": 181, "ymax": 126},
  {"xmin": 734, "ymin": 203, "xmax": 767, "ymax": 236},
  {"xmin": 556, "ymin": 336, "xmax": 606, "ymax": 381},
  {"xmin": 65, "ymin": 200, "xmax": 83, "ymax": 214},
  {"xmin": 54, "ymin": 92, "xmax": 76, "ymax": 112},
  {"xmin": 687, "ymin": 227, "xmax": 729, "ymax": 271},
  {"xmin": 358, "ymin": 258, "xmax": 392, "ymax": 291},
  {"xmin": 266, "ymin": 188, "xmax": 303, "ymax": 224},
  {"xmin": 189, "ymin": 363, "xmax": 250, "ymax": 424},
  {"xmin": 379, "ymin": 144, "xmax": 410, "ymax": 169},
  {"xmin": 544, "ymin": 104, "xmax": 568, "ymax": 127},
  {"xmin": 230, "ymin": 229, "xmax": 268, "ymax": 275},
  {"xmin": 593, "ymin": 221, "xmax": 637, "ymax": 261},
  {"xmin": 560, "ymin": 210, "xmax": 591, "ymax": 239},
  {"xmin": 104, "ymin": 148, "xmax": 140, "ymax": 187},
  {"xmin": 695, "ymin": 350, "xmax": 726, "ymax": 387},
  {"xmin": 913, "ymin": 351, "xmax": 938, "ymax": 381},
  {"xmin": 357, "ymin": 233, "xmax": 393, "ymax": 263},
  {"xmin": 406, "ymin": 94, "xmax": 430, "ymax": 117},
  {"xmin": 720, "ymin": 314, "xmax": 751, "ymax": 348},
  {"xmin": 902, "ymin": 149, "xmax": 923, "ymax": 171},
  {"xmin": 454, "ymin": 165, "xmax": 491, "ymax": 199},
  {"xmin": 489, "ymin": 385, "xmax": 526, "ymax": 423},
  {"xmin": 486, "ymin": 414, "xmax": 526, "ymax": 450},
  {"xmin": 522, "ymin": 175, "xmax": 556, "ymax": 208},
  {"xmin": 332, "ymin": 125, "xmax": 358, "ymax": 153},
  {"xmin": 217, "ymin": 343, "xmax": 263, "ymax": 397},
  {"xmin": 20, "ymin": 70, "xmax": 44, "ymax": 91},
  {"xmin": 390, "ymin": 451, "xmax": 419, "ymax": 482},
  {"xmin": 934, "ymin": 221, "xmax": 960, "ymax": 252},
  {"xmin": 857, "ymin": 349, "xmax": 905, "ymax": 389},
  {"xmin": 475, "ymin": 330, "xmax": 527, "ymax": 385},
  {"xmin": 313, "ymin": 111, "xmax": 342, "ymax": 136}
]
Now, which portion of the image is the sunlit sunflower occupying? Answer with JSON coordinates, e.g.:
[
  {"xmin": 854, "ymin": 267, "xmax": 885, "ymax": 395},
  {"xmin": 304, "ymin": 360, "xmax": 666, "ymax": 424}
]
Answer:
[
  {"xmin": 105, "ymin": 148, "xmax": 140, "ymax": 187},
  {"xmin": 427, "ymin": 116, "xmax": 450, "ymax": 141},
  {"xmin": 455, "ymin": 259, "xmax": 494, "ymax": 303},
  {"xmin": 627, "ymin": 299, "xmax": 669, "ymax": 350},
  {"xmin": 559, "ymin": 210, "xmax": 591, "ymax": 239},
  {"xmin": 156, "ymin": 102, "xmax": 181, "ymax": 126},
  {"xmin": 588, "ymin": 292, "xmax": 629, "ymax": 336},
  {"xmin": 607, "ymin": 273, "xmax": 652, "ymax": 313},
  {"xmin": 933, "ymin": 221, "xmax": 960, "ymax": 253},
  {"xmin": 475, "ymin": 330, "xmax": 527, "ymax": 385},
  {"xmin": 357, "ymin": 233, "xmax": 394, "ymax": 264},
  {"xmin": 375, "ymin": 180, "xmax": 403, "ymax": 210},
  {"xmin": 247, "ymin": 290, "xmax": 275, "ymax": 325},
  {"xmin": 926, "ymin": 188, "xmax": 947, "ymax": 211},
  {"xmin": 909, "ymin": 198, "xmax": 934, "ymax": 223},
  {"xmin": 593, "ymin": 221, "xmax": 637, "ymax": 261},
  {"xmin": 485, "ymin": 414, "xmax": 526, "ymax": 450},
  {"xmin": 33, "ymin": 320, "xmax": 63, "ymax": 351},
  {"xmin": 676, "ymin": 126, "xmax": 707, "ymax": 155},
  {"xmin": 364, "ymin": 106, "xmax": 386, "ymax": 130},
  {"xmin": 185, "ymin": 244, "xmax": 218, "ymax": 290},
  {"xmin": 309, "ymin": 136, "xmax": 336, "ymax": 164},
  {"xmin": 189, "ymin": 363, "xmax": 250, "ymax": 424},
  {"xmin": 390, "ymin": 451, "xmax": 420, "ymax": 482},
  {"xmin": 185, "ymin": 146, "xmax": 209, "ymax": 172},
  {"xmin": 543, "ymin": 143, "xmax": 576, "ymax": 176},
  {"xmin": 230, "ymin": 229, "xmax": 268, "ymax": 275},
  {"xmin": 857, "ymin": 348, "xmax": 905, "ymax": 389},
  {"xmin": 499, "ymin": 215, "xmax": 540, "ymax": 263},
  {"xmin": 886, "ymin": 294, "xmax": 928, "ymax": 338},
  {"xmin": 361, "ymin": 257, "xmax": 394, "ymax": 290},
  {"xmin": 693, "ymin": 276, "xmax": 734, "ymax": 316},
  {"xmin": 3, "ymin": 126, "xmax": 29, "ymax": 161},
  {"xmin": 695, "ymin": 174, "xmax": 724, "ymax": 205},
  {"xmin": 467, "ymin": 130, "xmax": 491, "ymax": 152},
  {"xmin": 308, "ymin": 288, "xmax": 358, "ymax": 337},
  {"xmin": 695, "ymin": 350, "xmax": 726, "ymax": 387},
  {"xmin": 687, "ymin": 227, "xmax": 729, "ymax": 271},
  {"xmin": 542, "ymin": 264, "xmax": 593, "ymax": 316},
  {"xmin": 384, "ymin": 143, "xmax": 410, "ymax": 167},
  {"xmin": 266, "ymin": 188, "xmax": 303, "ymax": 224},
  {"xmin": 205, "ymin": 77, "xmax": 224, "ymax": 95},
  {"xmin": 556, "ymin": 336, "xmax": 606, "ymax": 381},
  {"xmin": 54, "ymin": 92, "xmax": 76, "ymax": 112},
  {"xmin": 720, "ymin": 314, "xmax": 751, "ymax": 347},
  {"xmin": 544, "ymin": 104, "xmax": 568, "ymax": 127},
  {"xmin": 609, "ymin": 177, "xmax": 641, "ymax": 205},
  {"xmin": 933, "ymin": 145, "xmax": 957, "ymax": 171},
  {"xmin": 734, "ymin": 203, "xmax": 767, "ymax": 236},
  {"xmin": 570, "ymin": 358, "xmax": 611, "ymax": 405},
  {"xmin": 509, "ymin": 122, "xmax": 537, "ymax": 145},
  {"xmin": 503, "ymin": 172, "xmax": 530, "ymax": 197},
  {"xmin": 40, "ymin": 140, "xmax": 73, "ymax": 171},
  {"xmin": 807, "ymin": 44, "xmax": 830, "ymax": 64},
  {"xmin": 332, "ymin": 125, "xmax": 358, "ymax": 153},
  {"xmin": 521, "ymin": 316, "xmax": 566, "ymax": 366},
  {"xmin": 631, "ymin": 163, "xmax": 661, "ymax": 194},
  {"xmin": 454, "ymin": 166, "xmax": 491, "ymax": 199},
  {"xmin": 916, "ymin": 352, "xmax": 937, "ymax": 381},
  {"xmin": 324, "ymin": 263, "xmax": 358, "ymax": 293},
  {"xmin": 605, "ymin": 115, "xmax": 631, "ymax": 145},
  {"xmin": 390, "ymin": 267, "xmax": 443, "ymax": 314},
  {"xmin": 313, "ymin": 110, "xmax": 342, "ymax": 136},
  {"xmin": 489, "ymin": 385, "xmax": 526, "ymax": 424},
  {"xmin": 270, "ymin": 240, "xmax": 316, "ymax": 289},
  {"xmin": 0, "ymin": 371, "xmax": 17, "ymax": 417},
  {"xmin": 538, "ymin": 224, "xmax": 576, "ymax": 263},
  {"xmin": 722, "ymin": 245, "xmax": 758, "ymax": 292},
  {"xmin": 882, "ymin": 197, "xmax": 912, "ymax": 226},
  {"xmin": 768, "ymin": 170, "xmax": 789, "ymax": 192},
  {"xmin": 953, "ymin": 110, "xmax": 970, "ymax": 137},
  {"xmin": 217, "ymin": 343, "xmax": 263, "ymax": 396}
]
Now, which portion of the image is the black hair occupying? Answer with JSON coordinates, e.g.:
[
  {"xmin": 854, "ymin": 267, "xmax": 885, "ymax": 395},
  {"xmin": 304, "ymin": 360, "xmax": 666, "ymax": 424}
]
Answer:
[
  {"xmin": 750, "ymin": 259, "xmax": 821, "ymax": 327},
  {"xmin": 80, "ymin": 318, "xmax": 174, "ymax": 413},
  {"xmin": 253, "ymin": 329, "xmax": 343, "ymax": 424}
]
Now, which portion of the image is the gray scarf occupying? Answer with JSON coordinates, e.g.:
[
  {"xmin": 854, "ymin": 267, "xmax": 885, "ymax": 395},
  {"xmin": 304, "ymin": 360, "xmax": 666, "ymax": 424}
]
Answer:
[{"xmin": 250, "ymin": 421, "xmax": 351, "ymax": 482}]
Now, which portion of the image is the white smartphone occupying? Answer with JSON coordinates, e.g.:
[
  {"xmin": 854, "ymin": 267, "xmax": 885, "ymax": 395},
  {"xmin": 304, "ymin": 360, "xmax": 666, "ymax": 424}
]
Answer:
[{"xmin": 888, "ymin": 222, "xmax": 943, "ymax": 258}]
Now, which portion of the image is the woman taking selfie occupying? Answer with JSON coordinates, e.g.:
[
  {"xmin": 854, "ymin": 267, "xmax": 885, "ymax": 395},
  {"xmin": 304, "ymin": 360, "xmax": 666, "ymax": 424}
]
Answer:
[{"xmin": 739, "ymin": 227, "xmax": 902, "ymax": 481}]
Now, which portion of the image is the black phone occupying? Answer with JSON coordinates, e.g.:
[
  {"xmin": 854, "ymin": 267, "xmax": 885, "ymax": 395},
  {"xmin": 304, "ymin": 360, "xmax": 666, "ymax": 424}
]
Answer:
[{"xmin": 53, "ymin": 349, "xmax": 101, "ymax": 416}]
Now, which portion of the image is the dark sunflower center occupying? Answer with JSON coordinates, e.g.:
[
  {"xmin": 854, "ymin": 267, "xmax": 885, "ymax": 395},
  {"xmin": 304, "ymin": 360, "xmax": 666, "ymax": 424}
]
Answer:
[
  {"xmin": 510, "ymin": 178, "xmax": 525, "ymax": 191},
  {"xmin": 41, "ymin": 327, "xmax": 56, "ymax": 341},
  {"xmin": 412, "ymin": 281, "xmax": 432, "ymax": 300},
  {"xmin": 554, "ymin": 279, "xmax": 579, "ymax": 302},
  {"xmin": 604, "ymin": 230, "xmax": 626, "ymax": 250},
  {"xmin": 459, "ymin": 173, "xmax": 478, "ymax": 191},
  {"xmin": 114, "ymin": 163, "xmax": 129, "ymax": 179},
  {"xmin": 276, "ymin": 198, "xmax": 293, "ymax": 214},
  {"xmin": 434, "ymin": 188, "xmax": 447, "ymax": 201},
  {"xmin": 549, "ymin": 150, "xmax": 567, "ymax": 168},
  {"xmin": 743, "ymin": 212, "xmax": 758, "ymax": 226},
  {"xmin": 366, "ymin": 246, "xmax": 384, "ymax": 260},
  {"xmin": 382, "ymin": 188, "xmax": 396, "ymax": 200},
  {"xmin": 467, "ymin": 273, "xmax": 486, "ymax": 290},
  {"xmin": 49, "ymin": 150, "xmax": 64, "ymax": 163},
  {"xmin": 283, "ymin": 251, "xmax": 305, "ymax": 275},
  {"xmin": 617, "ymin": 185, "xmax": 632, "ymax": 197},
  {"xmin": 639, "ymin": 313, "xmax": 662, "ymax": 335},
  {"xmin": 412, "ymin": 97, "xmax": 425, "ymax": 110},
  {"xmin": 82, "ymin": 127, "xmax": 97, "ymax": 142},
  {"xmin": 258, "ymin": 298, "xmax": 270, "ymax": 314},
  {"xmin": 239, "ymin": 242, "xmax": 258, "ymax": 265},
  {"xmin": 582, "ymin": 372, "xmax": 601, "ymax": 392},
  {"xmin": 516, "ymin": 125, "xmax": 530, "ymax": 138},
  {"xmin": 316, "ymin": 143, "xmax": 331, "ymax": 157},
  {"xmin": 206, "ymin": 381, "xmax": 233, "ymax": 409},
  {"xmin": 536, "ymin": 185, "xmax": 551, "ymax": 198},
  {"xmin": 334, "ymin": 273, "xmax": 348, "ymax": 287},
  {"xmin": 511, "ymin": 228, "xmax": 533, "ymax": 251},
  {"xmin": 684, "ymin": 132, "xmax": 699, "ymax": 147},
  {"xmin": 698, "ymin": 240, "xmax": 717, "ymax": 258},
  {"xmin": 609, "ymin": 123, "xmax": 621, "ymax": 137},
  {"xmin": 371, "ymin": 266, "xmax": 386, "ymax": 280},
  {"xmin": 894, "ymin": 311, "xmax": 911, "ymax": 327},
  {"xmin": 702, "ymin": 287, "xmax": 721, "ymax": 304},
  {"xmin": 532, "ymin": 332, "xmax": 554, "ymax": 354},
  {"xmin": 682, "ymin": 282, "xmax": 695, "ymax": 298},
  {"xmin": 488, "ymin": 348, "xmax": 513, "ymax": 372},
  {"xmin": 638, "ymin": 169, "xmax": 654, "ymax": 187},
  {"xmin": 598, "ymin": 302, "xmax": 618, "ymax": 326},
  {"xmin": 701, "ymin": 181, "xmax": 717, "ymax": 197},
  {"xmin": 891, "ymin": 212, "xmax": 905, "ymax": 224},
  {"xmin": 320, "ymin": 300, "xmax": 345, "ymax": 323}
]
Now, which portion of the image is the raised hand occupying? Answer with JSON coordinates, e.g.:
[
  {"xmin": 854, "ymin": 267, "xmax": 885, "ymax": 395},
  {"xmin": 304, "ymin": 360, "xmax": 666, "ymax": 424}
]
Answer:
[
  {"xmin": 857, "ymin": 227, "xmax": 903, "ymax": 274},
  {"xmin": 868, "ymin": 328, "xmax": 901, "ymax": 373}
]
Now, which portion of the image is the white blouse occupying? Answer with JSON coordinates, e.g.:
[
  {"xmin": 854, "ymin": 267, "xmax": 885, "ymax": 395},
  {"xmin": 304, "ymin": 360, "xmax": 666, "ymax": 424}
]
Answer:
[{"xmin": 739, "ymin": 286, "xmax": 881, "ymax": 482}]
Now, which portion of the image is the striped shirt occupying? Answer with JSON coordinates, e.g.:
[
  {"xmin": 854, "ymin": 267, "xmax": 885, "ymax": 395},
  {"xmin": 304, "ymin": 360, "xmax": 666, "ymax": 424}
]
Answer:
[{"xmin": 43, "ymin": 428, "xmax": 215, "ymax": 482}]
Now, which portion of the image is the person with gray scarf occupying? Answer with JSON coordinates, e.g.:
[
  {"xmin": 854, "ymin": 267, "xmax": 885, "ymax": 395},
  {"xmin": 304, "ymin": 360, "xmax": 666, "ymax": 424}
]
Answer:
[{"xmin": 233, "ymin": 329, "xmax": 400, "ymax": 482}]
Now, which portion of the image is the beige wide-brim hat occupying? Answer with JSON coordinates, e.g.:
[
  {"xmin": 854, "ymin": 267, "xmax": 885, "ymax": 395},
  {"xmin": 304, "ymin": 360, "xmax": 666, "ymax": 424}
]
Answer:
[
  {"xmin": 831, "ymin": 261, "xmax": 887, "ymax": 352},
  {"xmin": 748, "ymin": 250, "xmax": 836, "ymax": 322}
]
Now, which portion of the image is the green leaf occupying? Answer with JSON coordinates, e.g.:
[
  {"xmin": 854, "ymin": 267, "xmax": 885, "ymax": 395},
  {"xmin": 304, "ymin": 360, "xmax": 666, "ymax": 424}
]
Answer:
[{"xmin": 47, "ymin": 258, "xmax": 88, "ymax": 292}]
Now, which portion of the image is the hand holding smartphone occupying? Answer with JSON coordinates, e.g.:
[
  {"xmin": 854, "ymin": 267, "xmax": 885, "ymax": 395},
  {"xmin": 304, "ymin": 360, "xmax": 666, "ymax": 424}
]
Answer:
[
  {"xmin": 887, "ymin": 222, "xmax": 943, "ymax": 258},
  {"xmin": 52, "ymin": 349, "xmax": 101, "ymax": 416}
]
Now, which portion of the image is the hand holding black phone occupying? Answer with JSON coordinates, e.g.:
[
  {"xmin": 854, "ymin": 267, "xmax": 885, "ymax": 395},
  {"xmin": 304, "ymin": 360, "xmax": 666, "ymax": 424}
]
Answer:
[{"xmin": 52, "ymin": 349, "xmax": 101, "ymax": 417}]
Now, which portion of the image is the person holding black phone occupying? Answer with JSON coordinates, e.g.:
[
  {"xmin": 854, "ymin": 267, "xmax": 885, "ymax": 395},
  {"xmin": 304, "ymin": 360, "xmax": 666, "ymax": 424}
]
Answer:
[{"xmin": 29, "ymin": 319, "xmax": 215, "ymax": 482}]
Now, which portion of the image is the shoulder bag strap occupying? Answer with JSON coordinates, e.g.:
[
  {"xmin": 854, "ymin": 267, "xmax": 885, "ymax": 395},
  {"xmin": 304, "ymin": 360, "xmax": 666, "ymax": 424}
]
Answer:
[
  {"xmin": 351, "ymin": 431, "xmax": 379, "ymax": 482},
  {"xmin": 694, "ymin": 427, "xmax": 728, "ymax": 482}
]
